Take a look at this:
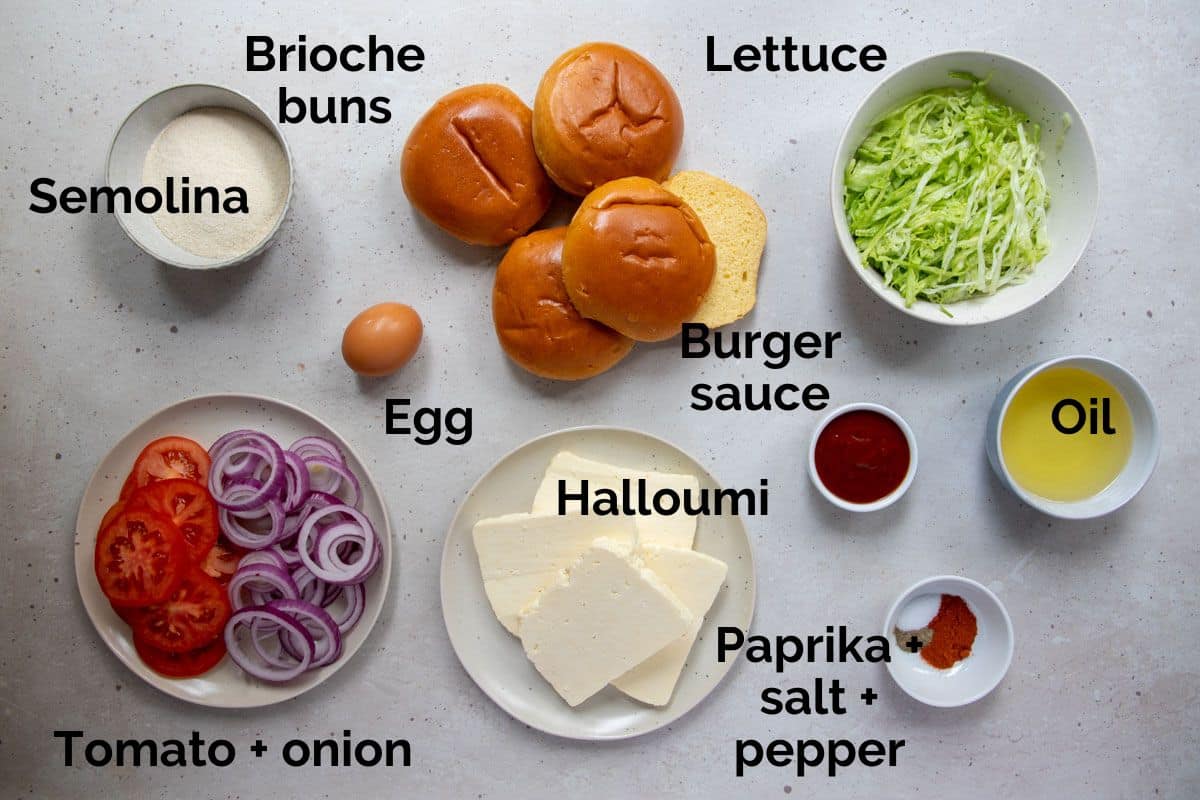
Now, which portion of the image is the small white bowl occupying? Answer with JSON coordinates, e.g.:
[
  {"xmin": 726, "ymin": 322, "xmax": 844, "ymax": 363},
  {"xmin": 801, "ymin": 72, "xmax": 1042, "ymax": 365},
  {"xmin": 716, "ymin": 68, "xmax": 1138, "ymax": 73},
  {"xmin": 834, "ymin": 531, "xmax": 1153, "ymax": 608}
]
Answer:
[
  {"xmin": 808, "ymin": 402, "xmax": 918, "ymax": 512},
  {"xmin": 986, "ymin": 355, "xmax": 1160, "ymax": 519},
  {"xmin": 831, "ymin": 50, "xmax": 1098, "ymax": 325},
  {"xmin": 883, "ymin": 575, "xmax": 1014, "ymax": 708},
  {"xmin": 106, "ymin": 84, "xmax": 293, "ymax": 269}
]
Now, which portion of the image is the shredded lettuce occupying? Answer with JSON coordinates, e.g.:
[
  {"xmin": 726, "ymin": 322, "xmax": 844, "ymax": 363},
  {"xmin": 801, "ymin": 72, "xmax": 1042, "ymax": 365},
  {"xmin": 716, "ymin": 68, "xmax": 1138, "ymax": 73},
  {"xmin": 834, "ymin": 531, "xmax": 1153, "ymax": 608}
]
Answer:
[{"xmin": 843, "ymin": 72, "xmax": 1050, "ymax": 309}]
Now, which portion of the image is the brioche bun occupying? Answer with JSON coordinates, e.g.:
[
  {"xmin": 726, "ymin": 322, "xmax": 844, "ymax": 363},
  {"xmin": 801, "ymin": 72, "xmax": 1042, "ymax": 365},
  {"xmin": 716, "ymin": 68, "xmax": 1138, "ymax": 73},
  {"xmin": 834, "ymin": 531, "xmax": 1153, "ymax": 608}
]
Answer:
[
  {"xmin": 401, "ymin": 84, "xmax": 553, "ymax": 246},
  {"xmin": 533, "ymin": 43, "xmax": 683, "ymax": 196},
  {"xmin": 493, "ymin": 227, "xmax": 635, "ymax": 380},
  {"xmin": 562, "ymin": 177, "xmax": 715, "ymax": 342},
  {"xmin": 664, "ymin": 171, "xmax": 768, "ymax": 328}
]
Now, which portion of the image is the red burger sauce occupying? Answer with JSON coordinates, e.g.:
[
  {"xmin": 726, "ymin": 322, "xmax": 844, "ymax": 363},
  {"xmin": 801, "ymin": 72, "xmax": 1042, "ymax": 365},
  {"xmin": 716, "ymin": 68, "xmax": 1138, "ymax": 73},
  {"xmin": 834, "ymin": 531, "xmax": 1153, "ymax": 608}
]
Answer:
[{"xmin": 814, "ymin": 409, "xmax": 910, "ymax": 504}]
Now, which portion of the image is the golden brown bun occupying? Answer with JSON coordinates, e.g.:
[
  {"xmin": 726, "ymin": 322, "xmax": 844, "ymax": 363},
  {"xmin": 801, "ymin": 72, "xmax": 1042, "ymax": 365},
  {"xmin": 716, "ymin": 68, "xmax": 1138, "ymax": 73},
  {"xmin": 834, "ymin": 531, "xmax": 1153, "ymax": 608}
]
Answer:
[
  {"xmin": 562, "ymin": 177, "xmax": 715, "ymax": 342},
  {"xmin": 402, "ymin": 84, "xmax": 553, "ymax": 246},
  {"xmin": 493, "ymin": 227, "xmax": 635, "ymax": 380},
  {"xmin": 533, "ymin": 43, "xmax": 683, "ymax": 196}
]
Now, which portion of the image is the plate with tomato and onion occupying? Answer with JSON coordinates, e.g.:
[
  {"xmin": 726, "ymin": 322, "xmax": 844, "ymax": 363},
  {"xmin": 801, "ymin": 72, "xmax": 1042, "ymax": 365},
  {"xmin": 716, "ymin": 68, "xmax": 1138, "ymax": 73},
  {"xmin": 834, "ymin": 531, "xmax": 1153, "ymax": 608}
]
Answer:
[{"xmin": 75, "ymin": 393, "xmax": 392, "ymax": 708}]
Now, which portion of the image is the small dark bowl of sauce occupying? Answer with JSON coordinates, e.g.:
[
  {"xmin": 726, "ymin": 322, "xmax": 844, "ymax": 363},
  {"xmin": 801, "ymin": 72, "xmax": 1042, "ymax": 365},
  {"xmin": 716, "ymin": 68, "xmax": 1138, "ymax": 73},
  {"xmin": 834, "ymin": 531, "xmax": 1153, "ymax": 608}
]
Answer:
[{"xmin": 809, "ymin": 403, "xmax": 917, "ymax": 511}]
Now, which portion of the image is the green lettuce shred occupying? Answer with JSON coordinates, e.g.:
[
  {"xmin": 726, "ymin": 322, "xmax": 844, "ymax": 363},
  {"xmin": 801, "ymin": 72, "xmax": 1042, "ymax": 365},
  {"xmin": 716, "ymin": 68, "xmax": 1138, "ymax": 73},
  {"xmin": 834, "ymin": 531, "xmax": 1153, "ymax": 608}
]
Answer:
[{"xmin": 843, "ymin": 72, "xmax": 1050, "ymax": 309}]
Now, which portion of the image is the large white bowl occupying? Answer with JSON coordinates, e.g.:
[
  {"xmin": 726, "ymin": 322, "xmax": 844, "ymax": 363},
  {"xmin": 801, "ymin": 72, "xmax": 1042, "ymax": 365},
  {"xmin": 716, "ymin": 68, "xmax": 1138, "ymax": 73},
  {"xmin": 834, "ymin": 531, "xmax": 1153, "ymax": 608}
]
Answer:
[{"xmin": 831, "ymin": 51, "xmax": 1098, "ymax": 325}]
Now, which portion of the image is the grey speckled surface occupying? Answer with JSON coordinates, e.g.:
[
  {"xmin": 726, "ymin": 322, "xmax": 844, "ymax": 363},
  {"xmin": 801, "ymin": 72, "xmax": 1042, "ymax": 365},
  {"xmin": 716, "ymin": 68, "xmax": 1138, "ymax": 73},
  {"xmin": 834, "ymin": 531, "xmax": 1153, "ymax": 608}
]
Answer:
[{"xmin": 1, "ymin": 0, "xmax": 1197, "ymax": 797}]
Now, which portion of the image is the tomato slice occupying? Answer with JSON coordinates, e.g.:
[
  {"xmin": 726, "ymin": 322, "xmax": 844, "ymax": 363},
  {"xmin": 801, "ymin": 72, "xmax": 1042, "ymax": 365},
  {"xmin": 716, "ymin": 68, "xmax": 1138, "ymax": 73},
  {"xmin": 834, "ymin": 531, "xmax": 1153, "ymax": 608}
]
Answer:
[
  {"xmin": 128, "ymin": 436, "xmax": 211, "ymax": 495},
  {"xmin": 201, "ymin": 539, "xmax": 245, "ymax": 585},
  {"xmin": 132, "ymin": 566, "xmax": 231, "ymax": 653},
  {"xmin": 118, "ymin": 471, "xmax": 138, "ymax": 500},
  {"xmin": 111, "ymin": 601, "xmax": 147, "ymax": 626},
  {"xmin": 99, "ymin": 500, "xmax": 126, "ymax": 533},
  {"xmin": 95, "ymin": 509, "xmax": 188, "ymax": 608},
  {"xmin": 125, "ymin": 479, "xmax": 218, "ymax": 563},
  {"xmin": 134, "ymin": 634, "xmax": 227, "ymax": 678}
]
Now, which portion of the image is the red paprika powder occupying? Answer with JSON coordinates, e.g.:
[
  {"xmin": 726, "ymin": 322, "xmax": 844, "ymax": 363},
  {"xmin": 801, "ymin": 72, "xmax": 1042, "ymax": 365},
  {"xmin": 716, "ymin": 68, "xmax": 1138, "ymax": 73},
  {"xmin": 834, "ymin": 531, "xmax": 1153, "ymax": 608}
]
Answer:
[{"xmin": 921, "ymin": 594, "xmax": 977, "ymax": 669}]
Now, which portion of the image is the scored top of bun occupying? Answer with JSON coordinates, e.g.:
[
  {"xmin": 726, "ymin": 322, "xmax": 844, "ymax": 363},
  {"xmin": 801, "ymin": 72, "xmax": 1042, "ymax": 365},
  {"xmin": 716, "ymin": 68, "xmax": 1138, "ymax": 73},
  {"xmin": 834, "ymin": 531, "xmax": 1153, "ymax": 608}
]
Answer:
[
  {"xmin": 533, "ymin": 43, "xmax": 683, "ymax": 197},
  {"xmin": 402, "ymin": 84, "xmax": 553, "ymax": 246},
  {"xmin": 493, "ymin": 227, "xmax": 635, "ymax": 380},
  {"xmin": 562, "ymin": 177, "xmax": 715, "ymax": 342}
]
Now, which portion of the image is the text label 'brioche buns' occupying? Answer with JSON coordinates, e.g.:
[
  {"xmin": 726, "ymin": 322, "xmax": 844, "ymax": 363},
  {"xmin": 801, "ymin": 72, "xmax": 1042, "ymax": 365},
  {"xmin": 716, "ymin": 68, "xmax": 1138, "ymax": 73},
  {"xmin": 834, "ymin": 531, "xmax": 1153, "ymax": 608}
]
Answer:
[
  {"xmin": 402, "ymin": 84, "xmax": 553, "ymax": 246},
  {"xmin": 664, "ymin": 171, "xmax": 768, "ymax": 328},
  {"xmin": 493, "ymin": 227, "xmax": 635, "ymax": 380},
  {"xmin": 533, "ymin": 43, "xmax": 683, "ymax": 197},
  {"xmin": 562, "ymin": 177, "xmax": 715, "ymax": 342}
]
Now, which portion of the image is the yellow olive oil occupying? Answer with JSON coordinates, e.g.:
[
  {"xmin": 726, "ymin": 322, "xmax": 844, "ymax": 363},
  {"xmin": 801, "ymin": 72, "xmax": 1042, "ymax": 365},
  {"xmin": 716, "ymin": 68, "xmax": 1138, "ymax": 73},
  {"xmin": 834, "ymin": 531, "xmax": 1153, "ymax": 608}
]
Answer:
[{"xmin": 1000, "ymin": 367, "xmax": 1133, "ymax": 502}]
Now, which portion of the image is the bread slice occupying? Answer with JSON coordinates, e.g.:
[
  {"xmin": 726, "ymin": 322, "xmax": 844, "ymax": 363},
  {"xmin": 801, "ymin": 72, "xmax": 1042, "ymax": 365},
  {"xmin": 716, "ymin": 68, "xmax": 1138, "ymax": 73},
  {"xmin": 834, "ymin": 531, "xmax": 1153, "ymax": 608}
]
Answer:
[{"xmin": 664, "ymin": 171, "xmax": 767, "ymax": 328}]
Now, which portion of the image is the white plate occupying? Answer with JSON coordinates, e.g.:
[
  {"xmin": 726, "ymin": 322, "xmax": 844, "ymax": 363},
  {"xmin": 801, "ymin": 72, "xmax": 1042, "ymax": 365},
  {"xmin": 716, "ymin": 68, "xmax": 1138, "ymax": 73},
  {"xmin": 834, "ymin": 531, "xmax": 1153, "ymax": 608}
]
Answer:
[
  {"xmin": 75, "ymin": 393, "xmax": 392, "ymax": 708},
  {"xmin": 441, "ymin": 426, "xmax": 756, "ymax": 740}
]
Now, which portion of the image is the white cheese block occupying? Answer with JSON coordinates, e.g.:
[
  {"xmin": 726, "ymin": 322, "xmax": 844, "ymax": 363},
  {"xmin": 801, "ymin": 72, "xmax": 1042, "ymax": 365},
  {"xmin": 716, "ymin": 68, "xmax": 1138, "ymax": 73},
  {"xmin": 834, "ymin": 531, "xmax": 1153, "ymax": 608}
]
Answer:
[
  {"xmin": 532, "ymin": 451, "xmax": 700, "ymax": 549},
  {"xmin": 611, "ymin": 545, "xmax": 728, "ymax": 706},
  {"xmin": 472, "ymin": 513, "xmax": 637, "ymax": 635},
  {"xmin": 518, "ymin": 538, "xmax": 694, "ymax": 707}
]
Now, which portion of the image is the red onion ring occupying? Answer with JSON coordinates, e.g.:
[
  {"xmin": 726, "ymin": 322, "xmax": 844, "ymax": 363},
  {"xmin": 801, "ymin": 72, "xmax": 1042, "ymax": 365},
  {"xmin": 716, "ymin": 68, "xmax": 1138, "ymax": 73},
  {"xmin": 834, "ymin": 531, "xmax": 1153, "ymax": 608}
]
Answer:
[
  {"xmin": 237, "ymin": 549, "xmax": 290, "ymax": 572},
  {"xmin": 225, "ymin": 606, "xmax": 314, "ymax": 683},
  {"xmin": 268, "ymin": 599, "xmax": 342, "ymax": 669},
  {"xmin": 219, "ymin": 495, "xmax": 286, "ymax": 550},
  {"xmin": 210, "ymin": 429, "xmax": 271, "ymax": 481},
  {"xmin": 209, "ymin": 433, "xmax": 285, "ymax": 511},
  {"xmin": 228, "ymin": 563, "xmax": 299, "ymax": 611},
  {"xmin": 280, "ymin": 451, "xmax": 311, "ymax": 514},
  {"xmin": 269, "ymin": 542, "xmax": 304, "ymax": 568},
  {"xmin": 290, "ymin": 565, "xmax": 326, "ymax": 606},
  {"xmin": 289, "ymin": 436, "xmax": 345, "ymax": 465},
  {"xmin": 297, "ymin": 506, "xmax": 377, "ymax": 586},
  {"xmin": 301, "ymin": 456, "xmax": 362, "ymax": 508},
  {"xmin": 324, "ymin": 582, "xmax": 366, "ymax": 634}
]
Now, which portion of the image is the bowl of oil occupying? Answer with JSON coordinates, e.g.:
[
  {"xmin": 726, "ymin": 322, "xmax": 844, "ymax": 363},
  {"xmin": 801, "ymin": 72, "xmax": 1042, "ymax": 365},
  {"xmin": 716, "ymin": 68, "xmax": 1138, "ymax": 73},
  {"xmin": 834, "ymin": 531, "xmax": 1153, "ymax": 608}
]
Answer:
[{"xmin": 986, "ymin": 355, "xmax": 1159, "ymax": 519}]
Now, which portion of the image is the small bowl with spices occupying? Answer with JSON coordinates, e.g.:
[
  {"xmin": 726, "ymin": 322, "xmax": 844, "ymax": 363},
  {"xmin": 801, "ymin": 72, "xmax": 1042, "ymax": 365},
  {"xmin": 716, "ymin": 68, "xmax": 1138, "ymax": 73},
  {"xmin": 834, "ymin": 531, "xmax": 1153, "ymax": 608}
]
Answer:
[
  {"xmin": 808, "ymin": 402, "xmax": 917, "ymax": 512},
  {"xmin": 106, "ymin": 83, "xmax": 293, "ymax": 269},
  {"xmin": 883, "ymin": 575, "xmax": 1014, "ymax": 708}
]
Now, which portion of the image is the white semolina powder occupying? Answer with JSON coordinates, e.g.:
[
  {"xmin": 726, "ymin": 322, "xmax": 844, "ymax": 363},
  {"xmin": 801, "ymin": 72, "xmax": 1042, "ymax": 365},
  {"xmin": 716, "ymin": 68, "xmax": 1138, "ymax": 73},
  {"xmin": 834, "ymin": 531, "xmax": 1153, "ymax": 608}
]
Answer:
[{"xmin": 141, "ymin": 106, "xmax": 289, "ymax": 260}]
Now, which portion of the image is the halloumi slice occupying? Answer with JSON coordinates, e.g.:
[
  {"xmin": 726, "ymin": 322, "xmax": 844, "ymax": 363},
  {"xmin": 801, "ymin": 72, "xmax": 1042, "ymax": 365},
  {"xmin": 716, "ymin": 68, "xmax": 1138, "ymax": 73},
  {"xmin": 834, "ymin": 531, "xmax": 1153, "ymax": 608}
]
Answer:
[
  {"xmin": 472, "ymin": 513, "xmax": 637, "ymax": 635},
  {"xmin": 612, "ymin": 545, "xmax": 728, "ymax": 706},
  {"xmin": 518, "ymin": 538, "xmax": 693, "ymax": 707},
  {"xmin": 532, "ymin": 451, "xmax": 700, "ymax": 549}
]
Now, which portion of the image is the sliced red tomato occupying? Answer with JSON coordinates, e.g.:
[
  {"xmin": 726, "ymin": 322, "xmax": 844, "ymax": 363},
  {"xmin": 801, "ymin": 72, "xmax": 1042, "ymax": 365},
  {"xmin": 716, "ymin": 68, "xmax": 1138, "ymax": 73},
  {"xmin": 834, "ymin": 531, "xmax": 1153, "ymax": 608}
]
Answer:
[
  {"xmin": 94, "ymin": 509, "xmax": 188, "ymax": 608},
  {"xmin": 134, "ymin": 634, "xmax": 227, "ymax": 678},
  {"xmin": 127, "ymin": 436, "xmax": 211, "ymax": 495},
  {"xmin": 125, "ymin": 479, "xmax": 218, "ymax": 563},
  {"xmin": 99, "ymin": 500, "xmax": 126, "ymax": 533},
  {"xmin": 201, "ymin": 539, "xmax": 245, "ymax": 586},
  {"xmin": 111, "ymin": 601, "xmax": 147, "ymax": 627},
  {"xmin": 118, "ymin": 471, "xmax": 138, "ymax": 500},
  {"xmin": 132, "ymin": 566, "xmax": 231, "ymax": 653}
]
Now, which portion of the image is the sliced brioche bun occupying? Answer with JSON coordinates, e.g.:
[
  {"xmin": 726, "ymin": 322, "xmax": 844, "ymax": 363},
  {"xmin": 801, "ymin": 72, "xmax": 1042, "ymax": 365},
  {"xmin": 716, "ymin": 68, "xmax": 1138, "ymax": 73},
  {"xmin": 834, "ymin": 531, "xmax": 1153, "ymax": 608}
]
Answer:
[
  {"xmin": 493, "ymin": 227, "xmax": 635, "ymax": 380},
  {"xmin": 562, "ymin": 177, "xmax": 715, "ymax": 342},
  {"xmin": 664, "ymin": 171, "xmax": 767, "ymax": 328}
]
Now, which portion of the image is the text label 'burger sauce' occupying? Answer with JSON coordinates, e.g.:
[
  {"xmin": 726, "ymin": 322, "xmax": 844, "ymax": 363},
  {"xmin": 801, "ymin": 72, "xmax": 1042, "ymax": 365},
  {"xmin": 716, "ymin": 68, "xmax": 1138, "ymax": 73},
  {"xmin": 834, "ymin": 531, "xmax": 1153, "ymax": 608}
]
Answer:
[{"xmin": 814, "ymin": 409, "xmax": 909, "ymax": 504}]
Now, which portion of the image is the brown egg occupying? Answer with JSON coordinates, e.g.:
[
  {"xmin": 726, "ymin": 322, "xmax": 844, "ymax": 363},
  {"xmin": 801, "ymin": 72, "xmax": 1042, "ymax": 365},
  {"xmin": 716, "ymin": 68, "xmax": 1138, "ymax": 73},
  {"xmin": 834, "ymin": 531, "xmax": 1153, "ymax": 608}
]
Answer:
[{"xmin": 341, "ymin": 303, "xmax": 423, "ymax": 377}]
